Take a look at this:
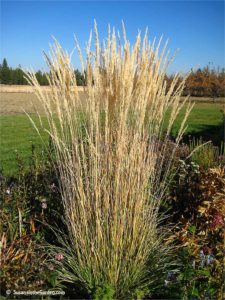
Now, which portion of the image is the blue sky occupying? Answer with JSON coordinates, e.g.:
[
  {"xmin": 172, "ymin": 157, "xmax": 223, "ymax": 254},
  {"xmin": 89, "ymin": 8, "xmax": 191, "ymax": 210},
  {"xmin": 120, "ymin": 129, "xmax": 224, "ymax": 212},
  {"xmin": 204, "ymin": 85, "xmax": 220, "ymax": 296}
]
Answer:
[{"xmin": 1, "ymin": 0, "xmax": 224, "ymax": 73}]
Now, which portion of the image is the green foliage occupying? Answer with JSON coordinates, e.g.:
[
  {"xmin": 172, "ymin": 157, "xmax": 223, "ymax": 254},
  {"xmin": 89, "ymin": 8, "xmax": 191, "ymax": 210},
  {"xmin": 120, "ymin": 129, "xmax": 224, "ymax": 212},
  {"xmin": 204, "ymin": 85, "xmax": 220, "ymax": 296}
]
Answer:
[
  {"xmin": 34, "ymin": 70, "xmax": 49, "ymax": 85},
  {"xmin": 12, "ymin": 67, "xmax": 28, "ymax": 84},
  {"xmin": 0, "ymin": 58, "xmax": 11, "ymax": 84},
  {"xmin": 93, "ymin": 285, "xmax": 115, "ymax": 300},
  {"xmin": 161, "ymin": 248, "xmax": 218, "ymax": 300},
  {"xmin": 134, "ymin": 288, "xmax": 150, "ymax": 300},
  {"xmin": 189, "ymin": 138, "xmax": 225, "ymax": 169},
  {"xmin": 75, "ymin": 69, "xmax": 85, "ymax": 85}
]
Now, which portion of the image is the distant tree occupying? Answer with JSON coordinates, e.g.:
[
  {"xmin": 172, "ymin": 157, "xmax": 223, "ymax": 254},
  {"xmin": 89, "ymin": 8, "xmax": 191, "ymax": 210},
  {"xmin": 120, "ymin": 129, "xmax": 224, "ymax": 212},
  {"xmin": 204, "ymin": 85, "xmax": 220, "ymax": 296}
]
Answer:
[
  {"xmin": 35, "ymin": 70, "xmax": 43, "ymax": 85},
  {"xmin": 182, "ymin": 65, "xmax": 225, "ymax": 97},
  {"xmin": 12, "ymin": 67, "xmax": 27, "ymax": 85},
  {"xmin": 42, "ymin": 72, "xmax": 49, "ymax": 85},
  {"xmin": 35, "ymin": 70, "xmax": 49, "ymax": 85},
  {"xmin": 0, "ymin": 58, "xmax": 11, "ymax": 84},
  {"xmin": 75, "ymin": 69, "xmax": 85, "ymax": 86}
]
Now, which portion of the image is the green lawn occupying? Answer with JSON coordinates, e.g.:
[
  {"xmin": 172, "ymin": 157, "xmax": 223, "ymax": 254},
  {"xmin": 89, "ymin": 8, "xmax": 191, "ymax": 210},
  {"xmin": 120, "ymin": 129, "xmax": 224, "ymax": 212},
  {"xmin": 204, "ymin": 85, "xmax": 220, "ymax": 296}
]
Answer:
[
  {"xmin": 171, "ymin": 103, "xmax": 224, "ymax": 134},
  {"xmin": 0, "ymin": 115, "xmax": 49, "ymax": 175},
  {"xmin": 0, "ymin": 103, "xmax": 224, "ymax": 175}
]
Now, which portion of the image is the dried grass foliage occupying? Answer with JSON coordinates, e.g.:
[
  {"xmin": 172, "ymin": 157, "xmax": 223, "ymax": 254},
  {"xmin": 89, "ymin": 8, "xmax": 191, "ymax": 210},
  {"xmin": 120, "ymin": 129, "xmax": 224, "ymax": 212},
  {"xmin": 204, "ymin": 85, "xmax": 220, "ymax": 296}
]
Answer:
[{"xmin": 25, "ymin": 23, "xmax": 192, "ymax": 296}]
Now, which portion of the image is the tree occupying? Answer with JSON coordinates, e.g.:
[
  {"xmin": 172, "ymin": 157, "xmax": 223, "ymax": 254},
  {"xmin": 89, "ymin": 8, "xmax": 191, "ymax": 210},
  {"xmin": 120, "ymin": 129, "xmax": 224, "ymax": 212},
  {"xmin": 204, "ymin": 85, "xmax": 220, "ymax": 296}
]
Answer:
[
  {"xmin": 75, "ymin": 69, "xmax": 85, "ymax": 86},
  {"xmin": 12, "ymin": 68, "xmax": 25, "ymax": 84},
  {"xmin": 35, "ymin": 70, "xmax": 49, "ymax": 85},
  {"xmin": 0, "ymin": 58, "xmax": 11, "ymax": 84}
]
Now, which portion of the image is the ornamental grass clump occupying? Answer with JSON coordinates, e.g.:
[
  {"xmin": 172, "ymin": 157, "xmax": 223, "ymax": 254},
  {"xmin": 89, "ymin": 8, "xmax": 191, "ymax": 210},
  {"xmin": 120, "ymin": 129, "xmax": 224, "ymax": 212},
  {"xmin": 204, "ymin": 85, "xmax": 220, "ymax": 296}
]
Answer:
[{"xmin": 25, "ymin": 22, "xmax": 193, "ymax": 298}]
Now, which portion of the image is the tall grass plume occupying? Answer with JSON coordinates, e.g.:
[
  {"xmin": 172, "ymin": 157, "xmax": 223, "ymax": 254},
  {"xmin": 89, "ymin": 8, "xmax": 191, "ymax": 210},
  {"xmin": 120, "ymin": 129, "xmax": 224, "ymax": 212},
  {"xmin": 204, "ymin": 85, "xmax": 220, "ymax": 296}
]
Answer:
[{"xmin": 25, "ymin": 22, "xmax": 193, "ymax": 298}]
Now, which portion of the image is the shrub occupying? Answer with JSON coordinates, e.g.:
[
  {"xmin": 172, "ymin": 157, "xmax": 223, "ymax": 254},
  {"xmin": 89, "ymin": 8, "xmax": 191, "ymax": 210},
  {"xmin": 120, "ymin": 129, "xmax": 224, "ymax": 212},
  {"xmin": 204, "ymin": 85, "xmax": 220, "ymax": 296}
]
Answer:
[
  {"xmin": 25, "ymin": 22, "xmax": 192, "ymax": 298},
  {"xmin": 166, "ymin": 164, "xmax": 225, "ymax": 299}
]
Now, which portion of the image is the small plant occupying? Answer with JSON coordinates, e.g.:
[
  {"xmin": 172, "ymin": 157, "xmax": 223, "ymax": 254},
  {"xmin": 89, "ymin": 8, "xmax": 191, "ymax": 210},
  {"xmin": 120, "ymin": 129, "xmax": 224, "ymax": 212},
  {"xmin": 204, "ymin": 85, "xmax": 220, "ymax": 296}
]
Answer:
[
  {"xmin": 189, "ymin": 138, "xmax": 225, "ymax": 169},
  {"xmin": 93, "ymin": 284, "xmax": 115, "ymax": 300}
]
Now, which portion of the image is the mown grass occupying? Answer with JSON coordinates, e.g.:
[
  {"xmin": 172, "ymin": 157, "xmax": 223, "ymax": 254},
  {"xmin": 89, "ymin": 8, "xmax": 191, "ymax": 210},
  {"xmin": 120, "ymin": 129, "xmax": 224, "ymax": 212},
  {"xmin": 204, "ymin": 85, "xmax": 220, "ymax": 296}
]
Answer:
[
  {"xmin": 0, "ymin": 115, "xmax": 49, "ymax": 174},
  {"xmin": 171, "ymin": 103, "xmax": 224, "ymax": 135},
  {"xmin": 0, "ymin": 103, "xmax": 224, "ymax": 175}
]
